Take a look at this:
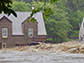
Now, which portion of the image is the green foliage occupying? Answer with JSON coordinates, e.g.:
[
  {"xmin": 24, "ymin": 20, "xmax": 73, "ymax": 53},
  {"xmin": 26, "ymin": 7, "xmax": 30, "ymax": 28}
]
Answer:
[
  {"xmin": 1, "ymin": 0, "xmax": 59, "ymax": 17},
  {"xmin": 0, "ymin": 0, "xmax": 17, "ymax": 17},
  {"xmin": 44, "ymin": 8, "xmax": 53, "ymax": 18},
  {"xmin": 47, "ymin": 38, "xmax": 53, "ymax": 41},
  {"xmin": 44, "ymin": 4, "xmax": 72, "ymax": 42},
  {"xmin": 50, "ymin": 0, "xmax": 58, "ymax": 4},
  {"xmin": 11, "ymin": 0, "xmax": 59, "ymax": 23},
  {"xmin": 12, "ymin": 0, "xmax": 34, "ymax": 3},
  {"xmin": 61, "ymin": 0, "xmax": 84, "ymax": 38},
  {"xmin": 27, "ymin": 18, "xmax": 37, "ymax": 23},
  {"xmin": 32, "ymin": 1, "xmax": 53, "ymax": 19},
  {"xmin": 63, "ymin": 0, "xmax": 84, "ymax": 11},
  {"xmin": 30, "ymin": 8, "xmax": 40, "ymax": 17},
  {"xmin": 70, "ymin": 30, "xmax": 79, "ymax": 37},
  {"xmin": 11, "ymin": 1, "xmax": 31, "ymax": 11}
]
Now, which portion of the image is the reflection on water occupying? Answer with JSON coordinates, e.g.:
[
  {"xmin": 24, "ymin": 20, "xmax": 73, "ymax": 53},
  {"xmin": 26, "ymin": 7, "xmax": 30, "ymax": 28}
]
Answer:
[{"xmin": 0, "ymin": 51, "xmax": 84, "ymax": 63}]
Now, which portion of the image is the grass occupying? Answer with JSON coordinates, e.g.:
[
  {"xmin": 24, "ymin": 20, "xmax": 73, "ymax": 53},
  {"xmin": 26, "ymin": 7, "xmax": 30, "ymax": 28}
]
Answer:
[
  {"xmin": 46, "ymin": 38, "xmax": 53, "ymax": 41},
  {"xmin": 66, "ymin": 38, "xmax": 79, "ymax": 42}
]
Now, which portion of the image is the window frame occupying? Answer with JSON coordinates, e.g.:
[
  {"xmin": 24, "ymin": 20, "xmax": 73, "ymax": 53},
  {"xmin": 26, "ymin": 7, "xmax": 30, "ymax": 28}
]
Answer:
[
  {"xmin": 2, "ymin": 28, "xmax": 8, "ymax": 38},
  {"xmin": 28, "ymin": 28, "xmax": 33, "ymax": 37},
  {"xmin": 2, "ymin": 43, "xmax": 7, "ymax": 48}
]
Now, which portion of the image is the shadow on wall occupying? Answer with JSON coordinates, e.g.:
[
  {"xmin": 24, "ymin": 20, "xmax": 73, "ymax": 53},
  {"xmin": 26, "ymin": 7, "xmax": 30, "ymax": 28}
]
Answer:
[{"xmin": 15, "ymin": 43, "xmax": 40, "ymax": 46}]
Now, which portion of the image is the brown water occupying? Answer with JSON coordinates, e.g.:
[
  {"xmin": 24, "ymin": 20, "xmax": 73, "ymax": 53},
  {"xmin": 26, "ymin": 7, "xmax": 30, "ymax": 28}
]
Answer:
[{"xmin": 0, "ymin": 51, "xmax": 84, "ymax": 63}]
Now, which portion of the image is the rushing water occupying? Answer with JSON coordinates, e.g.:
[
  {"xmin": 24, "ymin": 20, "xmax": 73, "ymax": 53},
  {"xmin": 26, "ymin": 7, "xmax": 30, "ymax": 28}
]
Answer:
[{"xmin": 0, "ymin": 51, "xmax": 84, "ymax": 63}]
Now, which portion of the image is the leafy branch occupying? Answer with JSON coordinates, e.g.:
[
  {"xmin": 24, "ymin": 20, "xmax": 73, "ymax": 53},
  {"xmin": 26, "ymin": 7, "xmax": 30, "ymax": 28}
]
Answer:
[
  {"xmin": 28, "ymin": 0, "xmax": 59, "ymax": 23},
  {"xmin": 0, "ymin": 0, "xmax": 59, "ymax": 22},
  {"xmin": 0, "ymin": 0, "xmax": 17, "ymax": 17}
]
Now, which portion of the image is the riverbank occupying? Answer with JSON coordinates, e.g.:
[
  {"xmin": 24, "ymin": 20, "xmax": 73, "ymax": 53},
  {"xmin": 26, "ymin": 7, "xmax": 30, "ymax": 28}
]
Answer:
[{"xmin": 1, "ymin": 41, "xmax": 84, "ymax": 54}]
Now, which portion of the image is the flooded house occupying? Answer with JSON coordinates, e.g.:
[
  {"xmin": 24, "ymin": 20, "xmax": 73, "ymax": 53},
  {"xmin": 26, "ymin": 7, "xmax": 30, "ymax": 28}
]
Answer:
[{"xmin": 0, "ymin": 12, "xmax": 47, "ymax": 49}]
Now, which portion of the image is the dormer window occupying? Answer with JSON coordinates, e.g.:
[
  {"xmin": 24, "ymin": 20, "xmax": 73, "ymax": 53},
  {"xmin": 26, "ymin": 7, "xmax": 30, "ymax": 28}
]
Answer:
[
  {"xmin": 2, "ymin": 28, "xmax": 8, "ymax": 38},
  {"xmin": 28, "ymin": 28, "xmax": 33, "ymax": 37}
]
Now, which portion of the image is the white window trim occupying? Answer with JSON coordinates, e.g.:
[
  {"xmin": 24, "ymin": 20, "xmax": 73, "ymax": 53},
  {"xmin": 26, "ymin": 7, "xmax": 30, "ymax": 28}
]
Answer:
[
  {"xmin": 28, "ymin": 28, "xmax": 33, "ymax": 38},
  {"xmin": 2, "ymin": 28, "xmax": 8, "ymax": 38},
  {"xmin": 2, "ymin": 43, "xmax": 7, "ymax": 48}
]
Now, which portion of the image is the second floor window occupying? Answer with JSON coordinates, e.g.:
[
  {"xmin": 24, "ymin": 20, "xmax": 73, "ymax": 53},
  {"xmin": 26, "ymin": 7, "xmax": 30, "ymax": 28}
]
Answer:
[
  {"xmin": 2, "ymin": 28, "xmax": 8, "ymax": 38},
  {"xmin": 28, "ymin": 28, "xmax": 33, "ymax": 37}
]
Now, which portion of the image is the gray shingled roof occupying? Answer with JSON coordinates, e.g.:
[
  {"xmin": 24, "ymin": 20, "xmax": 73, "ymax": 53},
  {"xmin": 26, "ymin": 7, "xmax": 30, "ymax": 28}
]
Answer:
[{"xmin": 0, "ymin": 12, "xmax": 47, "ymax": 35}]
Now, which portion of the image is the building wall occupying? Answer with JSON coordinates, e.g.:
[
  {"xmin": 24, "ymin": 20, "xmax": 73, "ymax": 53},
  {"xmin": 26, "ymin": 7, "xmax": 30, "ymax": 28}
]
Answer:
[
  {"xmin": 22, "ymin": 19, "xmax": 38, "ymax": 41},
  {"xmin": 0, "ymin": 43, "xmax": 2, "ymax": 49},
  {"xmin": 22, "ymin": 19, "xmax": 46, "ymax": 43},
  {"xmin": 0, "ymin": 16, "xmax": 13, "ymax": 48},
  {"xmin": 0, "ymin": 17, "xmax": 46, "ymax": 48}
]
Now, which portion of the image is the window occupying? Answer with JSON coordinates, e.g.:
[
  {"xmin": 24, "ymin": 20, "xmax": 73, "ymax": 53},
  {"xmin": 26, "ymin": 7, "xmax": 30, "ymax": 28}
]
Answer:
[
  {"xmin": 2, "ymin": 43, "xmax": 6, "ymax": 48},
  {"xmin": 28, "ymin": 28, "xmax": 33, "ymax": 37},
  {"xmin": 2, "ymin": 28, "xmax": 8, "ymax": 38},
  {"xmin": 15, "ymin": 44, "xmax": 19, "ymax": 46}
]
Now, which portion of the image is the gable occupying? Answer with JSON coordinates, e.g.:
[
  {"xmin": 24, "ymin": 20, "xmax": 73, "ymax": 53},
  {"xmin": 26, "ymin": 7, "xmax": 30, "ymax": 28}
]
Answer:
[
  {"xmin": 22, "ymin": 17, "xmax": 38, "ymax": 24},
  {"xmin": 0, "ymin": 16, "xmax": 12, "ymax": 23}
]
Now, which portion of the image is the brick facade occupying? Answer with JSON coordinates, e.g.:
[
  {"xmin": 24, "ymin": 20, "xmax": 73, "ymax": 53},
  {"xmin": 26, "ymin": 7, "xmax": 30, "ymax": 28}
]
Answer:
[{"xmin": 0, "ymin": 16, "xmax": 46, "ymax": 48}]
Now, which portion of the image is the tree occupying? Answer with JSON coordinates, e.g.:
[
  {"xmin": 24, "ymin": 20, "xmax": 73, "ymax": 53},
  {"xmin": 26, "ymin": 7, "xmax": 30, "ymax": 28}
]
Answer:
[
  {"xmin": 0, "ymin": 0, "xmax": 17, "ymax": 17},
  {"xmin": 63, "ymin": 0, "xmax": 84, "ymax": 11},
  {"xmin": 11, "ymin": 1, "xmax": 31, "ymax": 11},
  {"xmin": 44, "ymin": 3, "xmax": 71, "ymax": 42},
  {"xmin": 62, "ymin": 0, "xmax": 84, "ymax": 38},
  {"xmin": 0, "ymin": 0, "xmax": 59, "ymax": 18},
  {"xmin": 12, "ymin": 0, "xmax": 34, "ymax": 3}
]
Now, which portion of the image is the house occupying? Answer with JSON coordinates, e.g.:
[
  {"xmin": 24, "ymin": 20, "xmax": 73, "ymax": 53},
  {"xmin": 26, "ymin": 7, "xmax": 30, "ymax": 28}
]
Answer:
[
  {"xmin": 79, "ymin": 17, "xmax": 84, "ymax": 42},
  {"xmin": 0, "ymin": 12, "xmax": 47, "ymax": 49}
]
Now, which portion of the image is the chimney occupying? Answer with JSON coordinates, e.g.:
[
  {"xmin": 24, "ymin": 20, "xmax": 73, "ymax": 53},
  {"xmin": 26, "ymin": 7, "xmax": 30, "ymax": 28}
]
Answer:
[{"xmin": 32, "ymin": 5, "xmax": 34, "ymax": 10}]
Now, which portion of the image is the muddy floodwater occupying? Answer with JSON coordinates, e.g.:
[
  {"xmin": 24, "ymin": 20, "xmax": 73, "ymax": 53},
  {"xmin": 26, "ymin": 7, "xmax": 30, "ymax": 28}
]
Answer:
[{"xmin": 0, "ymin": 51, "xmax": 84, "ymax": 63}]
